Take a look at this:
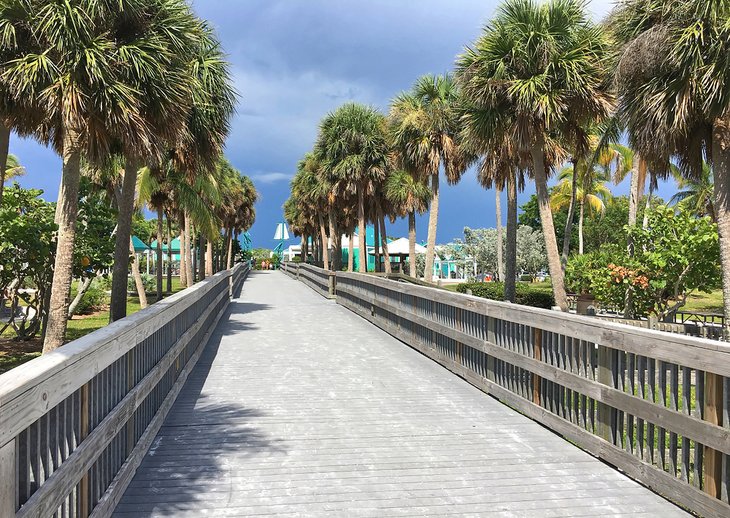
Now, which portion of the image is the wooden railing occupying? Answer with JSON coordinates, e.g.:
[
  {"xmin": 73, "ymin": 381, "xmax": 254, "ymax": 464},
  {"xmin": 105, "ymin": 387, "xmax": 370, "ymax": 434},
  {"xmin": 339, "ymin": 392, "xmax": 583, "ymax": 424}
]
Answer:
[
  {"xmin": 286, "ymin": 265, "xmax": 730, "ymax": 517},
  {"xmin": 0, "ymin": 263, "xmax": 249, "ymax": 518},
  {"xmin": 281, "ymin": 262, "xmax": 334, "ymax": 299}
]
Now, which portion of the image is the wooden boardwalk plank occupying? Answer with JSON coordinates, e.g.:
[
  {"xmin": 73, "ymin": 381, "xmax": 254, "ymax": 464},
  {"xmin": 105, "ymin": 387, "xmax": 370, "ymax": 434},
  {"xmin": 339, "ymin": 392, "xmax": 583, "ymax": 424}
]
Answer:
[{"xmin": 113, "ymin": 271, "xmax": 688, "ymax": 517}]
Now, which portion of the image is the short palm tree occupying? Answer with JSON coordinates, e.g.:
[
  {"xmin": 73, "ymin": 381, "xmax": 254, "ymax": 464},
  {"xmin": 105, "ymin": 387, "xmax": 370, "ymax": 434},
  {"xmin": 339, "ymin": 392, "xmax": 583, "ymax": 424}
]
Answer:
[
  {"xmin": 551, "ymin": 165, "xmax": 612, "ymax": 254},
  {"xmin": 670, "ymin": 161, "xmax": 715, "ymax": 221},
  {"xmin": 456, "ymin": 0, "xmax": 613, "ymax": 310},
  {"xmin": 390, "ymin": 74, "xmax": 471, "ymax": 281},
  {"xmin": 1, "ymin": 153, "xmax": 24, "ymax": 196},
  {"xmin": 385, "ymin": 169, "xmax": 430, "ymax": 277},
  {"xmin": 612, "ymin": 0, "xmax": 730, "ymax": 337}
]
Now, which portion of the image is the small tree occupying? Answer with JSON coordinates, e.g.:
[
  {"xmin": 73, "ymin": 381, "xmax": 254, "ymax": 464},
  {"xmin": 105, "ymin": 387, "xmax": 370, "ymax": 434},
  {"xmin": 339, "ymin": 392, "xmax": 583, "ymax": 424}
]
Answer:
[{"xmin": 566, "ymin": 206, "xmax": 720, "ymax": 319}]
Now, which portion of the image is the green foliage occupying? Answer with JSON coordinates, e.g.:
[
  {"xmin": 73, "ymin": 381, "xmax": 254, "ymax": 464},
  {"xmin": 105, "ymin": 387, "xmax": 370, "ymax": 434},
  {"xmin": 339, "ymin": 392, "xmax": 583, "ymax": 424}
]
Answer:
[
  {"xmin": 0, "ymin": 185, "xmax": 56, "ymax": 339},
  {"xmin": 74, "ymin": 180, "xmax": 115, "ymax": 278},
  {"xmin": 128, "ymin": 274, "xmax": 155, "ymax": 294},
  {"xmin": 73, "ymin": 283, "xmax": 108, "ymax": 315},
  {"xmin": 566, "ymin": 206, "xmax": 720, "ymax": 318},
  {"xmin": 456, "ymin": 282, "xmax": 555, "ymax": 310}
]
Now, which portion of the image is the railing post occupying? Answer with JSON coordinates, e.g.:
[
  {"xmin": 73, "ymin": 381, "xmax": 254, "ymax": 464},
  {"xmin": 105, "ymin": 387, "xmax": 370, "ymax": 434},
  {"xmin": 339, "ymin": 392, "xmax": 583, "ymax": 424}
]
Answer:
[
  {"xmin": 596, "ymin": 344, "xmax": 616, "ymax": 443},
  {"xmin": 533, "ymin": 328, "xmax": 542, "ymax": 406},
  {"xmin": 0, "ymin": 438, "xmax": 17, "ymax": 518},
  {"xmin": 703, "ymin": 372, "xmax": 724, "ymax": 498},
  {"xmin": 328, "ymin": 273, "xmax": 336, "ymax": 297},
  {"xmin": 79, "ymin": 382, "xmax": 90, "ymax": 518}
]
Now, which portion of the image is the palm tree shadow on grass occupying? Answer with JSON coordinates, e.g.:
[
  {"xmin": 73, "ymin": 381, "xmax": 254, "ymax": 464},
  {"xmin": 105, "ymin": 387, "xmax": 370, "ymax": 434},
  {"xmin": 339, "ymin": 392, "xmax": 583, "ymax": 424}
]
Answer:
[{"xmin": 112, "ymin": 297, "xmax": 286, "ymax": 516}]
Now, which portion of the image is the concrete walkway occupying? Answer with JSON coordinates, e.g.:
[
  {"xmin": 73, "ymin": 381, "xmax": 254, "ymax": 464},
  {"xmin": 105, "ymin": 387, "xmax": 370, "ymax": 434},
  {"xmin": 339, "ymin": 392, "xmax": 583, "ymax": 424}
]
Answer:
[{"xmin": 113, "ymin": 271, "xmax": 688, "ymax": 517}]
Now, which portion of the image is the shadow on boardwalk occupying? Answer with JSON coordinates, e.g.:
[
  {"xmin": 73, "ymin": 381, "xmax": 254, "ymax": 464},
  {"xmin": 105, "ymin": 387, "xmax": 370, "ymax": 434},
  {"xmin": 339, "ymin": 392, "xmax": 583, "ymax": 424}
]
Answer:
[{"xmin": 114, "ymin": 297, "xmax": 287, "ymax": 516}]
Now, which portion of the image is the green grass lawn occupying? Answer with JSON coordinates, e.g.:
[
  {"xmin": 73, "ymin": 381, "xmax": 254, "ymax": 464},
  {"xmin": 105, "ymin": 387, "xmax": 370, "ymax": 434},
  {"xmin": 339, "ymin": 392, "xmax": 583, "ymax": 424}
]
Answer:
[
  {"xmin": 1, "ymin": 277, "xmax": 189, "ymax": 374},
  {"xmin": 681, "ymin": 289, "xmax": 723, "ymax": 313}
]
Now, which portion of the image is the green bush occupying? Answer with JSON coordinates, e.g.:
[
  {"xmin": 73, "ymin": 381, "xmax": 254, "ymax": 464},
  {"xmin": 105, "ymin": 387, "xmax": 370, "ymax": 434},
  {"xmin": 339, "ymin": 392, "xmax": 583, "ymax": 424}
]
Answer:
[
  {"xmin": 128, "ymin": 273, "xmax": 155, "ymax": 293},
  {"xmin": 74, "ymin": 284, "xmax": 108, "ymax": 315},
  {"xmin": 456, "ymin": 282, "xmax": 555, "ymax": 310},
  {"xmin": 519, "ymin": 274, "xmax": 533, "ymax": 282}
]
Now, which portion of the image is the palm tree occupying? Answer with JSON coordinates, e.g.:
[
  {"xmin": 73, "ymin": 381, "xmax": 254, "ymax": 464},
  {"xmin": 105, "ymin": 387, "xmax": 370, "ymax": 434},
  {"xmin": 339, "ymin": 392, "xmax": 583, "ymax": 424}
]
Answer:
[
  {"xmin": 316, "ymin": 103, "xmax": 389, "ymax": 273},
  {"xmin": 474, "ymin": 140, "xmax": 527, "ymax": 302},
  {"xmin": 137, "ymin": 165, "xmax": 172, "ymax": 301},
  {"xmin": 612, "ymin": 0, "xmax": 730, "ymax": 337},
  {"xmin": 1, "ymin": 153, "xmax": 24, "ymax": 199},
  {"xmin": 456, "ymin": 0, "xmax": 613, "ymax": 310},
  {"xmin": 2, "ymin": 0, "xmax": 205, "ymax": 350},
  {"xmin": 551, "ymin": 166, "xmax": 612, "ymax": 254},
  {"xmin": 385, "ymin": 170, "xmax": 430, "ymax": 277},
  {"xmin": 390, "ymin": 74, "xmax": 471, "ymax": 281},
  {"xmin": 670, "ymin": 161, "xmax": 715, "ymax": 221},
  {"xmin": 109, "ymin": 11, "xmax": 232, "ymax": 323}
]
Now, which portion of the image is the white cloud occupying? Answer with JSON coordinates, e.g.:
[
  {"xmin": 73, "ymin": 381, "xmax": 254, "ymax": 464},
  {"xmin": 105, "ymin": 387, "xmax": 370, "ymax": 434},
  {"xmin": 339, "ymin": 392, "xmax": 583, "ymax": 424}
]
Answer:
[{"xmin": 251, "ymin": 172, "xmax": 292, "ymax": 184}]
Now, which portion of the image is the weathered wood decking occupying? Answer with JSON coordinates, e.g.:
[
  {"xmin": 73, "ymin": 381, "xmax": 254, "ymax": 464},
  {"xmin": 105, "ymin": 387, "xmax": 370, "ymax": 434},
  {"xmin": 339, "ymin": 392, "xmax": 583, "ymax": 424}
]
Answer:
[{"xmin": 113, "ymin": 271, "xmax": 688, "ymax": 517}]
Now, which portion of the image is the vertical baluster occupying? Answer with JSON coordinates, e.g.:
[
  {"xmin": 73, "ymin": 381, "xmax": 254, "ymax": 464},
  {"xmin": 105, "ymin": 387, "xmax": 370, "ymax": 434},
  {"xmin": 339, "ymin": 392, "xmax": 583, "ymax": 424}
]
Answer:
[
  {"xmin": 704, "ymin": 371, "xmax": 725, "ymax": 499},
  {"xmin": 669, "ymin": 364, "xmax": 679, "ymax": 476},
  {"xmin": 646, "ymin": 359, "xmax": 656, "ymax": 464},
  {"xmin": 658, "ymin": 361, "xmax": 667, "ymax": 472},
  {"xmin": 681, "ymin": 367, "xmax": 691, "ymax": 483},
  {"xmin": 626, "ymin": 353, "xmax": 635, "ymax": 455},
  {"xmin": 693, "ymin": 370, "xmax": 704, "ymax": 488}
]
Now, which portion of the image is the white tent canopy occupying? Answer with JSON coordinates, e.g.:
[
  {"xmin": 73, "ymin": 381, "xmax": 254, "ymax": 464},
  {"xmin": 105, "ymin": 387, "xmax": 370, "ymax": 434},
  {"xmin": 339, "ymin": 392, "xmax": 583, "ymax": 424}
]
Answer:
[{"xmin": 369, "ymin": 237, "xmax": 425, "ymax": 256}]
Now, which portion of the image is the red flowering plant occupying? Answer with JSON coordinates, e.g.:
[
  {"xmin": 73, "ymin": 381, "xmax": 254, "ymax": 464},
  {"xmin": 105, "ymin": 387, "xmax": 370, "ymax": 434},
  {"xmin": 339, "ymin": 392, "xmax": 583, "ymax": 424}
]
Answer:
[{"xmin": 565, "ymin": 206, "xmax": 720, "ymax": 319}]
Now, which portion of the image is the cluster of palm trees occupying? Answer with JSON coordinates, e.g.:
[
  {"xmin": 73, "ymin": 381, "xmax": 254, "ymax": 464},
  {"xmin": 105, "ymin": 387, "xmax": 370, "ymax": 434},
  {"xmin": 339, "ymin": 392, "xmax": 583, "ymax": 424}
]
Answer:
[
  {"xmin": 285, "ymin": 0, "xmax": 730, "ymax": 336},
  {"xmin": 0, "ymin": 0, "xmax": 256, "ymax": 352}
]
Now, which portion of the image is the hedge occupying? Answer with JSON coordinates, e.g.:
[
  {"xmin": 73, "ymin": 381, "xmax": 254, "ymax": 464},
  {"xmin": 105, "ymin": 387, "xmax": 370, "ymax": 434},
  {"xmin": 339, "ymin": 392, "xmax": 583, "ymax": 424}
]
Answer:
[{"xmin": 455, "ymin": 282, "xmax": 555, "ymax": 310}]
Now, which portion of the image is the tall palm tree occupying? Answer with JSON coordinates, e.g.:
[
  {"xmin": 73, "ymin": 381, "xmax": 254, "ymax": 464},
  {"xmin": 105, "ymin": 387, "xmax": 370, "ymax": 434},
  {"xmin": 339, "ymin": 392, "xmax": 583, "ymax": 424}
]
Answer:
[
  {"xmin": 390, "ymin": 74, "xmax": 471, "ymax": 281},
  {"xmin": 385, "ymin": 170, "xmax": 430, "ymax": 277},
  {"xmin": 137, "ymin": 165, "xmax": 172, "ymax": 301},
  {"xmin": 316, "ymin": 103, "xmax": 389, "ymax": 273},
  {"xmin": 551, "ymin": 165, "xmax": 612, "ymax": 254},
  {"xmin": 612, "ymin": 0, "xmax": 730, "ymax": 337},
  {"xmin": 109, "ymin": 13, "xmax": 233, "ymax": 323},
  {"xmin": 456, "ymin": 0, "xmax": 613, "ymax": 310}
]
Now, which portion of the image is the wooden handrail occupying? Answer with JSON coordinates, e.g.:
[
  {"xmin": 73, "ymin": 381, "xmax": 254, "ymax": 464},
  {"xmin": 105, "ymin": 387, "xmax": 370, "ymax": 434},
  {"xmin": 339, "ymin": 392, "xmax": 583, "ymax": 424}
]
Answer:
[{"xmin": 0, "ymin": 263, "xmax": 249, "ymax": 518}]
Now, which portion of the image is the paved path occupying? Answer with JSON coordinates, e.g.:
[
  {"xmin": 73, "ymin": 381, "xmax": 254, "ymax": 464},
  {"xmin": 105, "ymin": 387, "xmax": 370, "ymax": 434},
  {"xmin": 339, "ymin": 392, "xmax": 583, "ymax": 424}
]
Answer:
[{"xmin": 114, "ymin": 271, "xmax": 688, "ymax": 517}]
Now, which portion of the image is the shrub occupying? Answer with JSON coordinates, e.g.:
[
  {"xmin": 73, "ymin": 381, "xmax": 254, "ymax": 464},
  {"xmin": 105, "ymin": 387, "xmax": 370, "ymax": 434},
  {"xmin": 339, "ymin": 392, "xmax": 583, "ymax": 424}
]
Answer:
[
  {"xmin": 74, "ymin": 284, "xmax": 108, "ymax": 315},
  {"xmin": 519, "ymin": 274, "xmax": 533, "ymax": 282},
  {"xmin": 128, "ymin": 273, "xmax": 155, "ymax": 293},
  {"xmin": 455, "ymin": 282, "xmax": 555, "ymax": 309}
]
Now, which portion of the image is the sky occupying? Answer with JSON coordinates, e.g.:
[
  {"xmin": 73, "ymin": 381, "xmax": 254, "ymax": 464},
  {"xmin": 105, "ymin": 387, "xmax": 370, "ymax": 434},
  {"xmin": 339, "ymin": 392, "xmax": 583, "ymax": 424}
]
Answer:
[{"xmin": 8, "ymin": 0, "xmax": 679, "ymax": 249}]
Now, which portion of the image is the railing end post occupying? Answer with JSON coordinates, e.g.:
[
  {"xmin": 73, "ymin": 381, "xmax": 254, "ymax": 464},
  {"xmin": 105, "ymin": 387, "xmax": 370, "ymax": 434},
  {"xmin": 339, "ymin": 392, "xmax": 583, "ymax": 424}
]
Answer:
[{"xmin": 0, "ymin": 438, "xmax": 17, "ymax": 518}]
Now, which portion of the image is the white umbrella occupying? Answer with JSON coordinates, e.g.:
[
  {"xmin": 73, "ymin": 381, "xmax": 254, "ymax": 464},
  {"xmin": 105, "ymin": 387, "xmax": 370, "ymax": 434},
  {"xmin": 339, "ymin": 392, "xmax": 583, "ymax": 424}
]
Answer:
[{"xmin": 369, "ymin": 237, "xmax": 426, "ymax": 255}]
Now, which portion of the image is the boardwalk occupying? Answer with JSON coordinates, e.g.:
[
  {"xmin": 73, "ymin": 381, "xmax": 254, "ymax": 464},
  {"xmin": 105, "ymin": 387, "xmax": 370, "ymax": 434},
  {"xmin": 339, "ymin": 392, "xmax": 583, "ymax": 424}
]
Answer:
[{"xmin": 113, "ymin": 271, "xmax": 688, "ymax": 517}]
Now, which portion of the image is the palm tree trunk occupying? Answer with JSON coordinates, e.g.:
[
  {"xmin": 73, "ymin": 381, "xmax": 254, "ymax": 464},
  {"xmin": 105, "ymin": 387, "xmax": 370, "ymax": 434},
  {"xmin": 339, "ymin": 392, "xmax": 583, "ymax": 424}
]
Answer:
[
  {"xmin": 109, "ymin": 160, "xmax": 139, "ymax": 323},
  {"xmin": 530, "ymin": 137, "xmax": 568, "ymax": 311},
  {"xmin": 373, "ymin": 212, "xmax": 380, "ymax": 273},
  {"xmin": 179, "ymin": 212, "xmax": 187, "ymax": 288},
  {"xmin": 44, "ymin": 131, "xmax": 83, "ymax": 352},
  {"xmin": 199, "ymin": 235, "xmax": 206, "ymax": 280},
  {"xmin": 424, "ymin": 172, "xmax": 440, "ymax": 282},
  {"xmin": 504, "ymin": 171, "xmax": 518, "ymax": 303},
  {"xmin": 578, "ymin": 197, "xmax": 585, "ymax": 255},
  {"xmin": 378, "ymin": 207, "xmax": 391, "ymax": 274},
  {"xmin": 0, "ymin": 122, "xmax": 10, "ymax": 208},
  {"xmin": 130, "ymin": 241, "xmax": 148, "ymax": 309},
  {"xmin": 226, "ymin": 227, "xmax": 234, "ymax": 269},
  {"xmin": 712, "ymin": 115, "xmax": 730, "ymax": 339},
  {"xmin": 185, "ymin": 215, "xmax": 194, "ymax": 286},
  {"xmin": 334, "ymin": 228, "xmax": 343, "ymax": 271},
  {"xmin": 166, "ymin": 216, "xmax": 172, "ymax": 294},
  {"xmin": 318, "ymin": 213, "xmax": 329, "ymax": 270},
  {"xmin": 561, "ymin": 159, "xmax": 579, "ymax": 269},
  {"xmin": 348, "ymin": 232, "xmax": 354, "ymax": 272},
  {"xmin": 205, "ymin": 240, "xmax": 213, "ymax": 277},
  {"xmin": 626, "ymin": 164, "xmax": 641, "ymax": 253},
  {"xmin": 301, "ymin": 236, "xmax": 308, "ymax": 262},
  {"xmin": 408, "ymin": 211, "xmax": 417, "ymax": 278},
  {"xmin": 495, "ymin": 186, "xmax": 504, "ymax": 281},
  {"xmin": 328, "ymin": 209, "xmax": 338, "ymax": 271},
  {"xmin": 357, "ymin": 186, "xmax": 366, "ymax": 273},
  {"xmin": 156, "ymin": 208, "xmax": 164, "ymax": 301},
  {"xmin": 642, "ymin": 183, "xmax": 653, "ymax": 230}
]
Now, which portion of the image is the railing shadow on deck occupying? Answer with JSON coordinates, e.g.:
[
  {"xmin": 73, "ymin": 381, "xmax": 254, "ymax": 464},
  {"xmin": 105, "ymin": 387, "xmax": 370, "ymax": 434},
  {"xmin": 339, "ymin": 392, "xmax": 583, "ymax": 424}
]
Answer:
[{"xmin": 112, "ymin": 304, "xmax": 287, "ymax": 516}]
